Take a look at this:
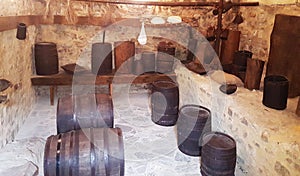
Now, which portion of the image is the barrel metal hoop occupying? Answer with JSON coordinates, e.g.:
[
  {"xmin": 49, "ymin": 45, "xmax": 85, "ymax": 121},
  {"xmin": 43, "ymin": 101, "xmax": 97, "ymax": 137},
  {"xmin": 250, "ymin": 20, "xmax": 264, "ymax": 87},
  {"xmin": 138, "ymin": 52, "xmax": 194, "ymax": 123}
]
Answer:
[
  {"xmin": 90, "ymin": 128, "xmax": 96, "ymax": 176},
  {"xmin": 104, "ymin": 129, "xmax": 110, "ymax": 175},
  {"xmin": 56, "ymin": 134, "xmax": 62, "ymax": 176}
]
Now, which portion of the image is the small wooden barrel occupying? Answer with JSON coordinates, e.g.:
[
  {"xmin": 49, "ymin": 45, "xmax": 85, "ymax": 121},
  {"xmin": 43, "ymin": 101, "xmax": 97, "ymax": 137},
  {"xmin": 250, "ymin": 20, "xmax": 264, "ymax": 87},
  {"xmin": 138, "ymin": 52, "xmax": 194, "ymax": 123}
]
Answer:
[
  {"xmin": 201, "ymin": 132, "xmax": 236, "ymax": 176},
  {"xmin": 156, "ymin": 42, "xmax": 175, "ymax": 73},
  {"xmin": 114, "ymin": 41, "xmax": 135, "ymax": 74},
  {"xmin": 151, "ymin": 80, "xmax": 179, "ymax": 126},
  {"xmin": 141, "ymin": 52, "xmax": 155, "ymax": 73},
  {"xmin": 177, "ymin": 105, "xmax": 211, "ymax": 156},
  {"xmin": 244, "ymin": 58, "xmax": 265, "ymax": 90},
  {"xmin": 57, "ymin": 94, "xmax": 113, "ymax": 134},
  {"xmin": 44, "ymin": 128, "xmax": 124, "ymax": 176},
  {"xmin": 263, "ymin": 75, "xmax": 289, "ymax": 110},
  {"xmin": 34, "ymin": 42, "xmax": 59, "ymax": 75},
  {"xmin": 91, "ymin": 43, "xmax": 113, "ymax": 75}
]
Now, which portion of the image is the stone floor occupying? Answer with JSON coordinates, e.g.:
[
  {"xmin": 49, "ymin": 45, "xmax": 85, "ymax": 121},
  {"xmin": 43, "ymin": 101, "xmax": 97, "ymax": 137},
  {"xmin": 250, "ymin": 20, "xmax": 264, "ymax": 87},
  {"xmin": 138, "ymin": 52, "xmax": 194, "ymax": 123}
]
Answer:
[{"xmin": 0, "ymin": 85, "xmax": 201, "ymax": 176}]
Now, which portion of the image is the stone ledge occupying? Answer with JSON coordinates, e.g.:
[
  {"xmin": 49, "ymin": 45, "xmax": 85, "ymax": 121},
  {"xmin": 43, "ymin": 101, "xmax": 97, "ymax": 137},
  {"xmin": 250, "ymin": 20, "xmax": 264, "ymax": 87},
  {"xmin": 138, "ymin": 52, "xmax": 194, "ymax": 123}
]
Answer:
[{"xmin": 175, "ymin": 63, "xmax": 300, "ymax": 176}]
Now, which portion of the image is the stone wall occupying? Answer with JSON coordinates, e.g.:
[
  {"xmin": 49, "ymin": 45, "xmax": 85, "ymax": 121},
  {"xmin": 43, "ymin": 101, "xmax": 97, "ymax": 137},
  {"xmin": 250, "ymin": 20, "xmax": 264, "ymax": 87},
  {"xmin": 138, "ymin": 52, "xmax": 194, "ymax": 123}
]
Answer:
[
  {"xmin": 175, "ymin": 62, "xmax": 300, "ymax": 176},
  {"xmin": 0, "ymin": 26, "xmax": 37, "ymax": 148}
]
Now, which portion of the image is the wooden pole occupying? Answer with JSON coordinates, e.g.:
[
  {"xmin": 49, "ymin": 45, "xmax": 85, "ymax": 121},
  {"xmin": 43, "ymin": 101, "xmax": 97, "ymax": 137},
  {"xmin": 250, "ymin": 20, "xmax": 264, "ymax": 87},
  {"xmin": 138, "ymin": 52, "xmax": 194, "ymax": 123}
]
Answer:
[{"xmin": 215, "ymin": 0, "xmax": 224, "ymax": 56}]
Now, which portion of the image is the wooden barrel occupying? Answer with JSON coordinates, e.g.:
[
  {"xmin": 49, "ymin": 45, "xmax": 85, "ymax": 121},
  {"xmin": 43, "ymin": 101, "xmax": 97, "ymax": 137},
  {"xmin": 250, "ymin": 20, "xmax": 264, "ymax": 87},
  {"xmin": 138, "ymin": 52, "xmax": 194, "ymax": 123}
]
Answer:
[
  {"xmin": 91, "ymin": 43, "xmax": 113, "ymax": 75},
  {"xmin": 57, "ymin": 94, "xmax": 113, "ymax": 134},
  {"xmin": 177, "ymin": 105, "xmax": 211, "ymax": 156},
  {"xmin": 141, "ymin": 52, "xmax": 155, "ymax": 73},
  {"xmin": 244, "ymin": 58, "xmax": 265, "ymax": 90},
  {"xmin": 34, "ymin": 42, "xmax": 59, "ymax": 75},
  {"xmin": 114, "ymin": 41, "xmax": 135, "ymax": 74},
  {"xmin": 44, "ymin": 128, "xmax": 124, "ymax": 176},
  {"xmin": 262, "ymin": 75, "xmax": 289, "ymax": 110},
  {"xmin": 186, "ymin": 39, "xmax": 198, "ymax": 62},
  {"xmin": 201, "ymin": 132, "xmax": 236, "ymax": 176},
  {"xmin": 156, "ymin": 42, "xmax": 175, "ymax": 73},
  {"xmin": 151, "ymin": 80, "xmax": 179, "ymax": 126}
]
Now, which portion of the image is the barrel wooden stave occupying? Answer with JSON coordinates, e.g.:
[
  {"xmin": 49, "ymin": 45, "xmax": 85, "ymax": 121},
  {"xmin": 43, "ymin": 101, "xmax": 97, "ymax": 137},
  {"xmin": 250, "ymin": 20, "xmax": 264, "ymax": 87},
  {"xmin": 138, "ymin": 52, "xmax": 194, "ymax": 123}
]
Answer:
[
  {"xmin": 44, "ymin": 128, "xmax": 124, "ymax": 176},
  {"xmin": 57, "ymin": 94, "xmax": 114, "ymax": 134}
]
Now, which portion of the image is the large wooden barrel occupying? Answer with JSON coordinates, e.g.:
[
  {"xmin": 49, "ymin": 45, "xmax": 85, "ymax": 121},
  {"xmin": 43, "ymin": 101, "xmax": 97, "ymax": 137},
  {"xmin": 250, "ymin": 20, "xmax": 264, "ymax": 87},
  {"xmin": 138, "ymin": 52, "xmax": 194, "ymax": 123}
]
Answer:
[
  {"xmin": 34, "ymin": 42, "xmax": 59, "ymax": 75},
  {"xmin": 177, "ymin": 105, "xmax": 211, "ymax": 156},
  {"xmin": 57, "ymin": 94, "xmax": 113, "ymax": 134},
  {"xmin": 156, "ymin": 42, "xmax": 175, "ymax": 73},
  {"xmin": 201, "ymin": 132, "xmax": 236, "ymax": 176},
  {"xmin": 262, "ymin": 75, "xmax": 289, "ymax": 110},
  {"xmin": 91, "ymin": 43, "xmax": 113, "ymax": 75},
  {"xmin": 114, "ymin": 41, "xmax": 135, "ymax": 74},
  {"xmin": 44, "ymin": 128, "xmax": 124, "ymax": 176},
  {"xmin": 151, "ymin": 80, "xmax": 179, "ymax": 126}
]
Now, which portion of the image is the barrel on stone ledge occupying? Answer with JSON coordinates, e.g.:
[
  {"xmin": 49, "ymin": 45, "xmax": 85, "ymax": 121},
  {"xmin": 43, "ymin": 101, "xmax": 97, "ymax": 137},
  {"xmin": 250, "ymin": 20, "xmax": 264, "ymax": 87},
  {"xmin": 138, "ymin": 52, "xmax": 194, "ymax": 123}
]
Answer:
[
  {"xmin": 177, "ymin": 105, "xmax": 211, "ymax": 156},
  {"xmin": 156, "ymin": 42, "xmax": 176, "ymax": 73},
  {"xmin": 34, "ymin": 42, "xmax": 59, "ymax": 75},
  {"xmin": 57, "ymin": 94, "xmax": 113, "ymax": 134},
  {"xmin": 91, "ymin": 43, "xmax": 113, "ymax": 75},
  {"xmin": 44, "ymin": 128, "xmax": 124, "ymax": 176},
  {"xmin": 201, "ymin": 131, "xmax": 236, "ymax": 176},
  {"xmin": 151, "ymin": 80, "xmax": 179, "ymax": 126}
]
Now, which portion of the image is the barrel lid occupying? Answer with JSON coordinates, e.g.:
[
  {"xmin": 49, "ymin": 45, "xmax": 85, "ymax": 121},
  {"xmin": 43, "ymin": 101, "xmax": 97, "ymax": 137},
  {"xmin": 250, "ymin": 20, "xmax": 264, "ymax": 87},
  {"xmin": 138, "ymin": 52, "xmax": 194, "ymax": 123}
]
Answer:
[
  {"xmin": 202, "ymin": 132, "xmax": 236, "ymax": 150},
  {"xmin": 180, "ymin": 105, "xmax": 210, "ymax": 120},
  {"xmin": 35, "ymin": 42, "xmax": 56, "ymax": 46},
  {"xmin": 152, "ymin": 80, "xmax": 177, "ymax": 90}
]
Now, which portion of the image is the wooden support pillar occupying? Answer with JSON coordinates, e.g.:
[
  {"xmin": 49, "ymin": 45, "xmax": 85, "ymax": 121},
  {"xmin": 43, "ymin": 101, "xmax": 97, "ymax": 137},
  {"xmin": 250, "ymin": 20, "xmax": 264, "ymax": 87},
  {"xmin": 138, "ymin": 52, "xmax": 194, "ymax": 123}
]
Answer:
[
  {"xmin": 50, "ymin": 86, "xmax": 56, "ymax": 106},
  {"xmin": 296, "ymin": 98, "xmax": 300, "ymax": 117}
]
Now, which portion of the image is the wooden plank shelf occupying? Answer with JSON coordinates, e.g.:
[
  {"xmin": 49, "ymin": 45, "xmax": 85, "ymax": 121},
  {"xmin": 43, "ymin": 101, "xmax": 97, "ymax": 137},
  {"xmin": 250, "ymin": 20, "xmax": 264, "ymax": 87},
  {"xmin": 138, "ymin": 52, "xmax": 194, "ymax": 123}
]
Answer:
[{"xmin": 31, "ymin": 71, "xmax": 176, "ymax": 105}]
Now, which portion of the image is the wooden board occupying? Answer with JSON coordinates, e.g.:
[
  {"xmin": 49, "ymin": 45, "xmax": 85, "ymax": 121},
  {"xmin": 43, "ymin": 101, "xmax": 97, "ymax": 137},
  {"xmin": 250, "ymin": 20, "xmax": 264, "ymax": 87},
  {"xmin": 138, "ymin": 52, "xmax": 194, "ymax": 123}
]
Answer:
[
  {"xmin": 31, "ymin": 71, "xmax": 176, "ymax": 86},
  {"xmin": 266, "ymin": 14, "xmax": 300, "ymax": 98}
]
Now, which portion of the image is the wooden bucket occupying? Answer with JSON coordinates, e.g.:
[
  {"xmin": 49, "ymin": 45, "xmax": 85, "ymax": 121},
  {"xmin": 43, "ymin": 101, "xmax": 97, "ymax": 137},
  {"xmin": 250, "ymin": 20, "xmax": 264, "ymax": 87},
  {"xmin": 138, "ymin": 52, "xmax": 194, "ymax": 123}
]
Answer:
[
  {"xmin": 262, "ymin": 75, "xmax": 289, "ymax": 110},
  {"xmin": 57, "ymin": 94, "xmax": 113, "ymax": 134},
  {"xmin": 114, "ymin": 41, "xmax": 135, "ymax": 74},
  {"xmin": 201, "ymin": 132, "xmax": 236, "ymax": 176},
  {"xmin": 91, "ymin": 43, "xmax": 113, "ymax": 75},
  {"xmin": 34, "ymin": 42, "xmax": 59, "ymax": 75},
  {"xmin": 244, "ymin": 58, "xmax": 265, "ymax": 90},
  {"xmin": 151, "ymin": 80, "xmax": 179, "ymax": 126},
  {"xmin": 177, "ymin": 105, "xmax": 211, "ymax": 156},
  {"xmin": 44, "ymin": 128, "xmax": 124, "ymax": 176}
]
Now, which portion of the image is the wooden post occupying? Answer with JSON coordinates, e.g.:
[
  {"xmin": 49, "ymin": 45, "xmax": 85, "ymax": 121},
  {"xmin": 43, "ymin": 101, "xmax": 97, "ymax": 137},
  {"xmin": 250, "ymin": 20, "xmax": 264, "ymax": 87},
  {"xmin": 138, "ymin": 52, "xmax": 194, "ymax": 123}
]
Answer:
[
  {"xmin": 296, "ymin": 98, "xmax": 300, "ymax": 117},
  {"xmin": 50, "ymin": 86, "xmax": 56, "ymax": 105}
]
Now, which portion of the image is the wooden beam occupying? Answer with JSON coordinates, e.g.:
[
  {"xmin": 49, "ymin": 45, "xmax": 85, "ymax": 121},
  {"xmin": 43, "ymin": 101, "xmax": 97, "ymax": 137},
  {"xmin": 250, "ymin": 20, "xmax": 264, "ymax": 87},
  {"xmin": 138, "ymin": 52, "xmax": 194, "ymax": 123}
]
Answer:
[
  {"xmin": 31, "ymin": 71, "xmax": 176, "ymax": 85},
  {"xmin": 72, "ymin": 0, "xmax": 259, "ymax": 7}
]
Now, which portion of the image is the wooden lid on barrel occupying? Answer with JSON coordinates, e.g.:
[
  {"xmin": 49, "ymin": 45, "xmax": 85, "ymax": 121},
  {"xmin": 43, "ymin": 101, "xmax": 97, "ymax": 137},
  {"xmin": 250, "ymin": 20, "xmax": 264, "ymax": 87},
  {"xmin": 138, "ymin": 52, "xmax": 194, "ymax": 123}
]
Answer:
[
  {"xmin": 202, "ymin": 132, "xmax": 236, "ymax": 152},
  {"xmin": 152, "ymin": 80, "xmax": 178, "ymax": 92},
  {"xmin": 179, "ymin": 105, "xmax": 210, "ymax": 123}
]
